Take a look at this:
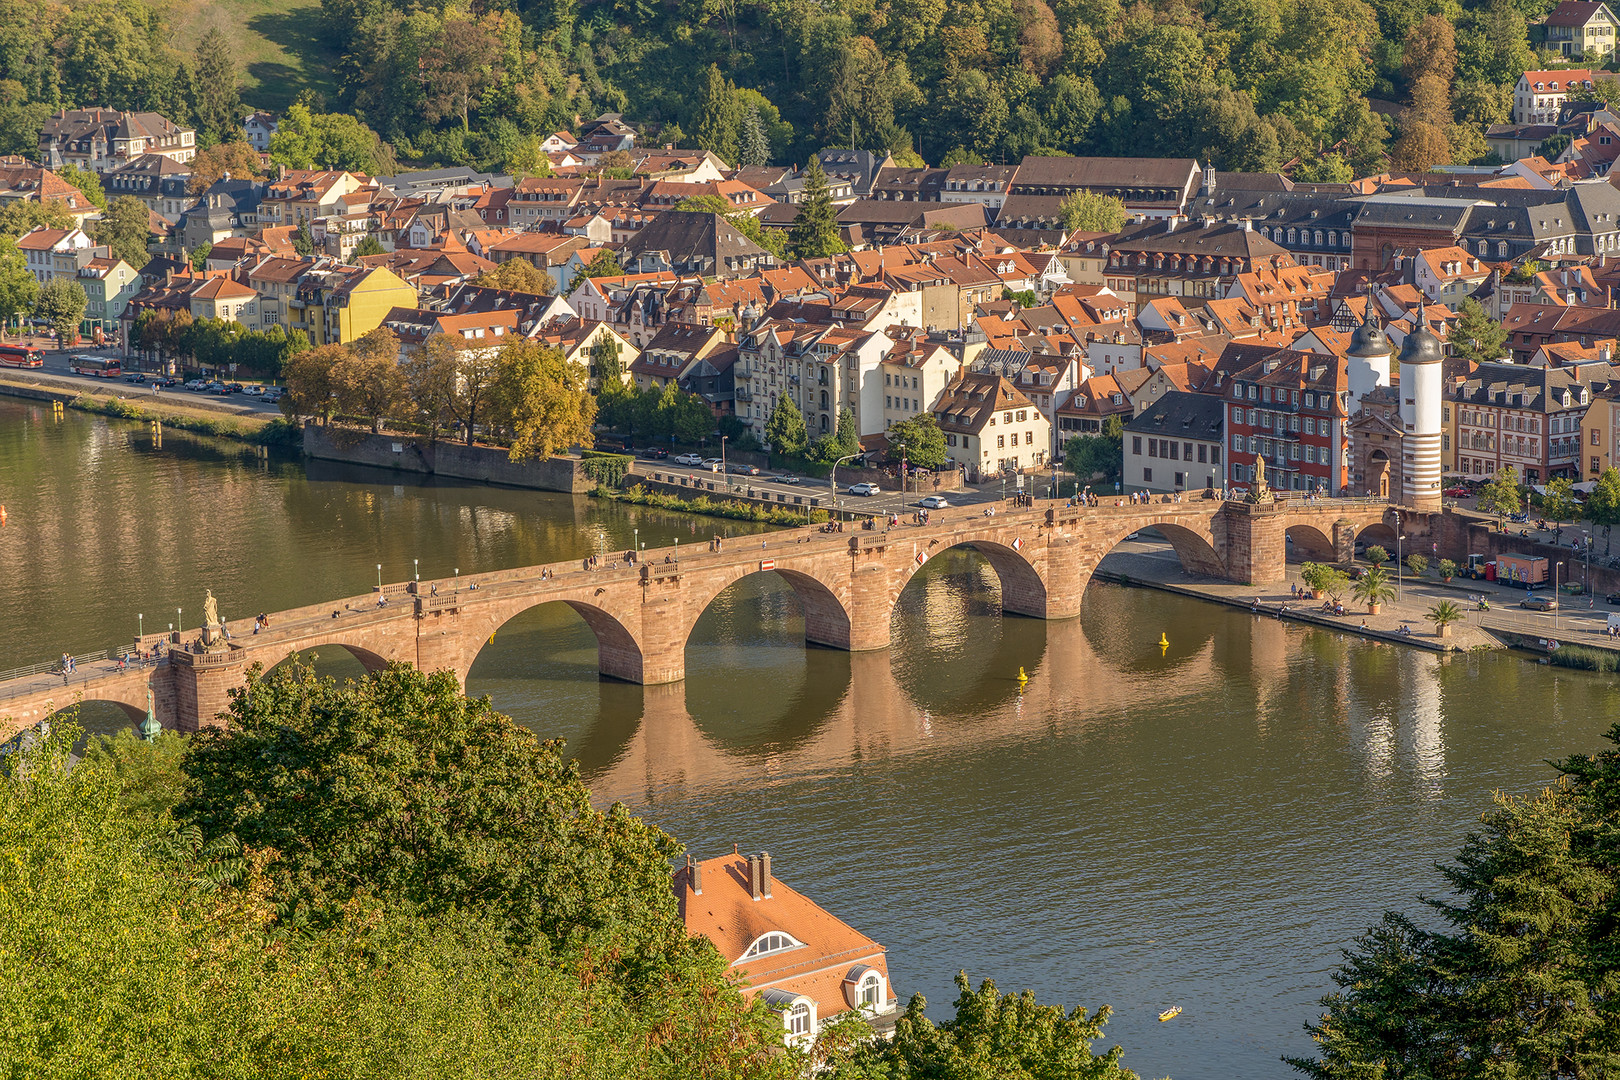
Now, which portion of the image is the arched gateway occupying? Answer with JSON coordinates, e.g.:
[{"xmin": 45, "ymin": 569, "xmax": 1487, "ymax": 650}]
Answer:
[{"xmin": 0, "ymin": 498, "xmax": 1399, "ymax": 737}]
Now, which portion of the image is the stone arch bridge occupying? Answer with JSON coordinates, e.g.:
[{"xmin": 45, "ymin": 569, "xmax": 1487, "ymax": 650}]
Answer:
[{"xmin": 0, "ymin": 497, "xmax": 1399, "ymax": 738}]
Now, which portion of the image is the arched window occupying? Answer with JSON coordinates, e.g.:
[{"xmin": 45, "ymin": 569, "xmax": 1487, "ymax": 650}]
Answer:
[
  {"xmin": 1314, "ymin": 230, "xmax": 1324, "ymax": 246},
  {"xmin": 820, "ymin": 390, "xmax": 829, "ymax": 408},
  {"xmin": 789, "ymin": 1003, "xmax": 811, "ymax": 1036},
  {"xmin": 1498, "ymin": 241, "xmax": 1509, "ymax": 257},
  {"xmin": 1327, "ymin": 230, "xmax": 1337, "ymax": 246},
  {"xmin": 1287, "ymin": 228, "xmax": 1297, "ymax": 244},
  {"xmin": 1478, "ymin": 240, "xmax": 1487, "ymax": 256},
  {"xmin": 861, "ymin": 974, "xmax": 882, "ymax": 1008},
  {"xmin": 742, "ymin": 931, "xmax": 805, "ymax": 959}
]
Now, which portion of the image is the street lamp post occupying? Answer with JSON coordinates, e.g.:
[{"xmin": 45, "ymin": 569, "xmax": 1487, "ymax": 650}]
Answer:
[
  {"xmin": 720, "ymin": 436, "xmax": 728, "ymax": 491},
  {"xmin": 176, "ymin": 608, "xmax": 183, "ymax": 635},
  {"xmin": 633, "ymin": 528, "xmax": 638, "ymax": 556},
  {"xmin": 1555, "ymin": 560, "xmax": 1562, "ymax": 631},
  {"xmin": 829, "ymin": 452, "xmax": 861, "ymax": 510},
  {"xmin": 414, "ymin": 559, "xmax": 419, "ymax": 583},
  {"xmin": 377, "ymin": 564, "xmax": 383, "ymax": 590},
  {"xmin": 138, "ymin": 613, "xmax": 143, "ymax": 641}
]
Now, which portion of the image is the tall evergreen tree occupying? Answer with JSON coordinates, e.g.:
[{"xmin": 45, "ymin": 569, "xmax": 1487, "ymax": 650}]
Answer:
[
  {"xmin": 192, "ymin": 28, "xmax": 241, "ymax": 147},
  {"xmin": 739, "ymin": 104, "xmax": 770, "ymax": 167},
  {"xmin": 692, "ymin": 64, "xmax": 741, "ymax": 165},
  {"xmin": 764, "ymin": 394, "xmax": 808, "ymax": 456},
  {"xmin": 788, "ymin": 158, "xmax": 846, "ymax": 259},
  {"xmin": 1449, "ymin": 298, "xmax": 1508, "ymax": 363}
]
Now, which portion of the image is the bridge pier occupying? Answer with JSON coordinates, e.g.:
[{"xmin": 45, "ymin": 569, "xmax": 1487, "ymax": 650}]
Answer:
[
  {"xmin": 1215, "ymin": 503, "xmax": 1288, "ymax": 586},
  {"xmin": 167, "ymin": 650, "xmax": 246, "ymax": 731}
]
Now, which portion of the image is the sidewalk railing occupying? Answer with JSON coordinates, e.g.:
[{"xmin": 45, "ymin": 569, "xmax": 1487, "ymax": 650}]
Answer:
[{"xmin": 0, "ymin": 649, "xmax": 110, "ymax": 683}]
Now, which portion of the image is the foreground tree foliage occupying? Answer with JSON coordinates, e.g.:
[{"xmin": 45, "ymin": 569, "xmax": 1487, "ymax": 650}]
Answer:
[
  {"xmin": 0, "ymin": 712, "xmax": 805, "ymax": 1079},
  {"xmin": 1289, "ymin": 723, "xmax": 1620, "ymax": 1079},
  {"xmin": 828, "ymin": 973, "xmax": 1138, "ymax": 1080}
]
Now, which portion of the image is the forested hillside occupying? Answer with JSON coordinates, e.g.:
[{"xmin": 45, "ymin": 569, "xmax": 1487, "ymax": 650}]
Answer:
[{"xmin": 0, "ymin": 0, "xmax": 1565, "ymax": 177}]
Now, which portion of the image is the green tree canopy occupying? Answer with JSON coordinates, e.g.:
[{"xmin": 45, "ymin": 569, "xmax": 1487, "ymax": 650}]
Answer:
[
  {"xmin": 92, "ymin": 195, "xmax": 153, "ymax": 268},
  {"xmin": 1478, "ymin": 465, "xmax": 1524, "ymax": 522},
  {"xmin": 0, "ymin": 233, "xmax": 39, "ymax": 326},
  {"xmin": 788, "ymin": 157, "xmax": 846, "ymax": 259},
  {"xmin": 491, "ymin": 338, "xmax": 597, "ymax": 459},
  {"xmin": 34, "ymin": 277, "xmax": 86, "ymax": 341},
  {"xmin": 1064, "ymin": 415, "xmax": 1125, "ymax": 486},
  {"xmin": 886, "ymin": 413, "xmax": 947, "ymax": 470},
  {"xmin": 1058, "ymin": 190, "xmax": 1127, "ymax": 233},
  {"xmin": 765, "ymin": 394, "xmax": 809, "ymax": 456},
  {"xmin": 1585, "ymin": 465, "xmax": 1620, "ymax": 554},
  {"xmin": 1449, "ymin": 298, "xmax": 1508, "ymax": 364},
  {"xmin": 176, "ymin": 659, "xmax": 680, "ymax": 954}
]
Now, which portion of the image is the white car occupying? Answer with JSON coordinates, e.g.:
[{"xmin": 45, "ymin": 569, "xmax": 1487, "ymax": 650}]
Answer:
[
  {"xmin": 775, "ymin": 474, "xmax": 801, "ymax": 485},
  {"xmin": 918, "ymin": 494, "xmax": 949, "ymax": 509},
  {"xmin": 242, "ymin": 385, "xmax": 264, "ymax": 396},
  {"xmin": 702, "ymin": 458, "xmax": 723, "ymax": 471},
  {"xmin": 673, "ymin": 453, "xmax": 704, "ymax": 466},
  {"xmin": 847, "ymin": 482, "xmax": 880, "ymax": 496}
]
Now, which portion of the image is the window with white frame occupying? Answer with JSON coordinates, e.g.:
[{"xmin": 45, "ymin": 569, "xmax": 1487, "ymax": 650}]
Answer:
[
  {"xmin": 789, "ymin": 1003, "xmax": 811, "ymax": 1036},
  {"xmin": 743, "ymin": 932, "xmax": 804, "ymax": 960}
]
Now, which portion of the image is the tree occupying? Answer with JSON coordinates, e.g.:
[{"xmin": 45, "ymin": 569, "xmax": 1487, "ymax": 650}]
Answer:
[
  {"xmin": 1542, "ymin": 476, "xmax": 1579, "ymax": 527},
  {"xmin": 568, "ymin": 249, "xmax": 624, "ymax": 293},
  {"xmin": 1478, "ymin": 465, "xmax": 1524, "ymax": 524},
  {"xmin": 1538, "ymin": 132, "xmax": 1573, "ymax": 162},
  {"xmin": 588, "ymin": 333, "xmax": 624, "ymax": 389},
  {"xmin": 473, "ymin": 258, "xmax": 555, "ymax": 295},
  {"xmin": 765, "ymin": 394, "xmax": 808, "ymax": 456},
  {"xmin": 788, "ymin": 157, "xmax": 846, "ymax": 259},
  {"xmin": 834, "ymin": 406, "xmax": 860, "ymax": 459},
  {"xmin": 1405, "ymin": 553, "xmax": 1428, "ymax": 577},
  {"xmin": 1063, "ymin": 416, "xmax": 1124, "ymax": 486},
  {"xmin": 1425, "ymin": 599, "xmax": 1463, "ymax": 637},
  {"xmin": 1351, "ymin": 565, "xmax": 1395, "ymax": 611},
  {"xmin": 0, "ymin": 234, "xmax": 38, "ymax": 329},
  {"xmin": 192, "ymin": 28, "xmax": 240, "ymax": 145},
  {"xmin": 92, "ymin": 195, "xmax": 153, "ymax": 268},
  {"xmin": 449, "ymin": 345, "xmax": 502, "ymax": 445},
  {"xmin": 177, "ymin": 659, "xmax": 681, "ymax": 950},
  {"xmin": 188, "ymin": 243, "xmax": 211, "ymax": 272},
  {"xmin": 1388, "ymin": 122, "xmax": 1452, "ymax": 172},
  {"xmin": 0, "ymin": 200, "xmax": 73, "ymax": 237},
  {"xmin": 333, "ymin": 328, "xmax": 406, "ymax": 432},
  {"xmin": 887, "ymin": 413, "xmax": 947, "ymax": 470},
  {"xmin": 1300, "ymin": 562, "xmax": 1350, "ymax": 600},
  {"xmin": 402, "ymin": 334, "xmax": 460, "ymax": 441},
  {"xmin": 54, "ymin": 162, "xmax": 106, "ymax": 210},
  {"xmin": 693, "ymin": 64, "xmax": 742, "ymax": 164},
  {"xmin": 1057, "ymin": 190, "xmax": 1127, "ymax": 233},
  {"xmin": 491, "ymin": 339, "xmax": 597, "ymax": 460},
  {"xmin": 1585, "ymin": 465, "xmax": 1620, "ymax": 553},
  {"xmin": 1289, "ymin": 725, "xmax": 1620, "ymax": 1079},
  {"xmin": 1364, "ymin": 545, "xmax": 1387, "ymax": 568},
  {"xmin": 1449, "ymin": 298, "xmax": 1507, "ymax": 365},
  {"xmin": 850, "ymin": 972, "xmax": 1138, "ymax": 1080},
  {"xmin": 34, "ymin": 278, "xmax": 86, "ymax": 342},
  {"xmin": 291, "ymin": 223, "xmax": 314, "ymax": 256},
  {"xmin": 352, "ymin": 233, "xmax": 385, "ymax": 260},
  {"xmin": 186, "ymin": 141, "xmax": 264, "ymax": 194},
  {"xmin": 281, "ymin": 343, "xmax": 347, "ymax": 423},
  {"xmin": 1402, "ymin": 15, "xmax": 1457, "ymax": 88},
  {"xmin": 420, "ymin": 14, "xmax": 505, "ymax": 132},
  {"xmin": 739, "ymin": 104, "xmax": 770, "ymax": 167},
  {"xmin": 269, "ymin": 104, "xmax": 394, "ymax": 175}
]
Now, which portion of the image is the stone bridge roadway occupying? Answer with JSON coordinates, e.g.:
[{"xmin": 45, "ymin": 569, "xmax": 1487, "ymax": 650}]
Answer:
[{"xmin": 0, "ymin": 496, "xmax": 1400, "ymax": 737}]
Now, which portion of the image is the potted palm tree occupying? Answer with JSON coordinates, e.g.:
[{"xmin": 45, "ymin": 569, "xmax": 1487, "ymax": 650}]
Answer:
[
  {"xmin": 1352, "ymin": 565, "xmax": 1396, "ymax": 615},
  {"xmin": 1427, "ymin": 599, "xmax": 1463, "ymax": 639}
]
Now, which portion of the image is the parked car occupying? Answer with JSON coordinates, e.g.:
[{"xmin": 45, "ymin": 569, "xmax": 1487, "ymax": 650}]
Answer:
[
  {"xmin": 775, "ymin": 473, "xmax": 801, "ymax": 484},
  {"xmin": 1442, "ymin": 486, "xmax": 1471, "ymax": 498},
  {"xmin": 223, "ymin": 383, "xmax": 244, "ymax": 394},
  {"xmin": 728, "ymin": 463, "xmax": 760, "ymax": 475},
  {"xmin": 183, "ymin": 379, "xmax": 207, "ymax": 391},
  {"xmin": 847, "ymin": 482, "xmax": 880, "ymax": 496},
  {"xmin": 640, "ymin": 447, "xmax": 669, "ymax": 460},
  {"xmin": 122, "ymin": 372, "xmax": 141, "ymax": 383},
  {"xmin": 262, "ymin": 389, "xmax": 283, "ymax": 404},
  {"xmin": 918, "ymin": 494, "xmax": 949, "ymax": 509},
  {"xmin": 702, "ymin": 458, "xmax": 723, "ymax": 472},
  {"xmin": 155, "ymin": 377, "xmax": 178, "ymax": 387},
  {"xmin": 242, "ymin": 385, "xmax": 265, "ymax": 396},
  {"xmin": 673, "ymin": 452, "xmax": 703, "ymax": 466},
  {"xmin": 1520, "ymin": 595, "xmax": 1560, "ymax": 612}
]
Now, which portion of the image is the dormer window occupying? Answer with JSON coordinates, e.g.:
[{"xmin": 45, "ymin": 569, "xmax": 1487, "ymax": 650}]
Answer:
[{"xmin": 742, "ymin": 931, "xmax": 805, "ymax": 960}]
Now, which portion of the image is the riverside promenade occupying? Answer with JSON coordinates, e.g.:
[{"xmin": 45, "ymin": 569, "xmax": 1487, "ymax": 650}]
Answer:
[{"xmin": 1098, "ymin": 539, "xmax": 1620, "ymax": 655}]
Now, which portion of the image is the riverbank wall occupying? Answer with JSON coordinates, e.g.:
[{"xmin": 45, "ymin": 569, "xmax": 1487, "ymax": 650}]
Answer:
[{"xmin": 302, "ymin": 424, "xmax": 591, "ymax": 493}]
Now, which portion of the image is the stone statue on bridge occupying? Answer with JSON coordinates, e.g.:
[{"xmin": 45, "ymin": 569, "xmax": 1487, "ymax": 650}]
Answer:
[
  {"xmin": 202, "ymin": 590, "xmax": 223, "ymax": 649},
  {"xmin": 1246, "ymin": 455, "xmax": 1275, "ymax": 505}
]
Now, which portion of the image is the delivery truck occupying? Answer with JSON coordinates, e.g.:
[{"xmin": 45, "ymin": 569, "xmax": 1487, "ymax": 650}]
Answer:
[{"xmin": 1494, "ymin": 553, "xmax": 1550, "ymax": 588}]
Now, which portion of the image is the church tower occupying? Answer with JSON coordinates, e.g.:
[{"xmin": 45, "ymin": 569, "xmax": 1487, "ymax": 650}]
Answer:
[{"xmin": 1397, "ymin": 316, "xmax": 1445, "ymax": 512}]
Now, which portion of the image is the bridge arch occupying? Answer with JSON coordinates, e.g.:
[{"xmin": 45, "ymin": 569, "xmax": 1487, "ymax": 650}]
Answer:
[
  {"xmin": 1285, "ymin": 523, "xmax": 1337, "ymax": 561},
  {"xmin": 461, "ymin": 596, "xmax": 647, "ymax": 685},
  {"xmin": 682, "ymin": 564, "xmax": 854, "ymax": 651},
  {"xmin": 895, "ymin": 537, "xmax": 1049, "ymax": 620}
]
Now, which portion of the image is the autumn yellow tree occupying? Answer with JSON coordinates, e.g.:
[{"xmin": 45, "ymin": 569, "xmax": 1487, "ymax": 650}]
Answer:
[
  {"xmin": 490, "ymin": 339, "xmax": 597, "ymax": 461},
  {"xmin": 281, "ymin": 344, "xmax": 349, "ymax": 424}
]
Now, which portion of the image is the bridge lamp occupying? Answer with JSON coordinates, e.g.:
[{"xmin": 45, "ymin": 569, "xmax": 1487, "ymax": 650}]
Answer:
[
  {"xmin": 176, "ymin": 608, "xmax": 182, "ymax": 634},
  {"xmin": 414, "ymin": 559, "xmax": 419, "ymax": 583},
  {"xmin": 634, "ymin": 528, "xmax": 638, "ymax": 553},
  {"xmin": 377, "ymin": 564, "xmax": 382, "ymax": 589},
  {"xmin": 138, "ymin": 613, "xmax": 143, "ymax": 639}
]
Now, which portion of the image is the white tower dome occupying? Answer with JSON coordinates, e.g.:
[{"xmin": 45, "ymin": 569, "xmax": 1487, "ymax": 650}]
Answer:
[
  {"xmin": 1346, "ymin": 305, "xmax": 1393, "ymax": 411},
  {"xmin": 1397, "ymin": 316, "xmax": 1444, "ymax": 512}
]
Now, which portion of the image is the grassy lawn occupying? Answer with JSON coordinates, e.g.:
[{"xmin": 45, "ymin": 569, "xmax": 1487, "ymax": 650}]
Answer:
[{"xmin": 162, "ymin": 0, "xmax": 340, "ymax": 112}]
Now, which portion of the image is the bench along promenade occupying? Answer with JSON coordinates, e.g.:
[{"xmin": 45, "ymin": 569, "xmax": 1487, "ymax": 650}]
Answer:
[{"xmin": 0, "ymin": 495, "xmax": 1401, "ymax": 737}]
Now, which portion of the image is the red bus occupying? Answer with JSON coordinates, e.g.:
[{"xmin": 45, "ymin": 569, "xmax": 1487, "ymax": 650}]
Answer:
[
  {"xmin": 0, "ymin": 343, "xmax": 43, "ymax": 368},
  {"xmin": 69, "ymin": 355, "xmax": 122, "ymax": 377}
]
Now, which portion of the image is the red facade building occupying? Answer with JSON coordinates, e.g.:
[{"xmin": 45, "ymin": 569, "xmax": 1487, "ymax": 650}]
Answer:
[{"xmin": 1222, "ymin": 348, "xmax": 1350, "ymax": 494}]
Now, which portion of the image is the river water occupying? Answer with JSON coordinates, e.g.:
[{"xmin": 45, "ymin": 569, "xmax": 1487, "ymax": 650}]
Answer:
[{"xmin": 4, "ymin": 398, "xmax": 1619, "ymax": 1080}]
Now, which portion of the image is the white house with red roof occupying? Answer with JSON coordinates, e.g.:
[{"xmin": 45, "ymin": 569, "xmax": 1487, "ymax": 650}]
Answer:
[
  {"xmin": 1514, "ymin": 68, "xmax": 1596, "ymax": 124},
  {"xmin": 677, "ymin": 851, "xmax": 897, "ymax": 1046},
  {"xmin": 16, "ymin": 225, "xmax": 93, "ymax": 285}
]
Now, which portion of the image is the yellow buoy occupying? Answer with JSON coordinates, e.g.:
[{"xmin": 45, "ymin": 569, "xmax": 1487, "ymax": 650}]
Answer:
[
  {"xmin": 1017, "ymin": 666, "xmax": 1028, "ymax": 684},
  {"xmin": 1158, "ymin": 633, "xmax": 1169, "ymax": 647}
]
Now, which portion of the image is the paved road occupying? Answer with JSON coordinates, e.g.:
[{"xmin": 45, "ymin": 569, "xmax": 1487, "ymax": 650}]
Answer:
[
  {"xmin": 12, "ymin": 342, "xmax": 283, "ymax": 416},
  {"xmin": 632, "ymin": 457, "xmax": 1062, "ymax": 517}
]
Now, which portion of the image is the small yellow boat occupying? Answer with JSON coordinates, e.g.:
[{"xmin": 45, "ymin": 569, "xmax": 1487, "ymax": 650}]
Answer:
[{"xmin": 1158, "ymin": 1006, "xmax": 1182, "ymax": 1022}]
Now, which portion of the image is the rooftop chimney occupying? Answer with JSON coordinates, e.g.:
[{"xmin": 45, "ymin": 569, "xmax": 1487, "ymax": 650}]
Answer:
[
  {"xmin": 748, "ymin": 853, "xmax": 762, "ymax": 900},
  {"xmin": 761, "ymin": 852, "xmax": 772, "ymax": 898}
]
